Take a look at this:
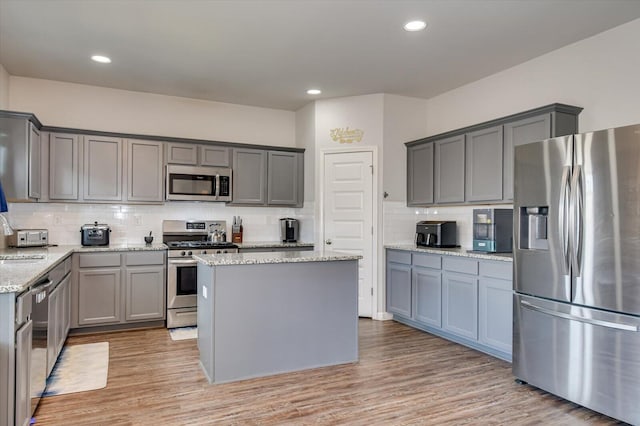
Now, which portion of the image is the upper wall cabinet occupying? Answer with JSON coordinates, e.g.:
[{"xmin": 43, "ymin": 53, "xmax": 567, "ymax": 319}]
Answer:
[
  {"xmin": 166, "ymin": 142, "xmax": 230, "ymax": 168},
  {"xmin": 49, "ymin": 133, "xmax": 80, "ymax": 201},
  {"xmin": 405, "ymin": 103, "xmax": 582, "ymax": 207},
  {"xmin": 465, "ymin": 125, "xmax": 503, "ymax": 202},
  {"xmin": 407, "ymin": 143, "xmax": 434, "ymax": 206},
  {"xmin": 0, "ymin": 115, "xmax": 41, "ymax": 201},
  {"xmin": 83, "ymin": 136, "xmax": 123, "ymax": 201},
  {"xmin": 125, "ymin": 139, "xmax": 164, "ymax": 203},
  {"xmin": 434, "ymin": 135, "xmax": 465, "ymax": 204},
  {"xmin": 231, "ymin": 148, "xmax": 304, "ymax": 207}
]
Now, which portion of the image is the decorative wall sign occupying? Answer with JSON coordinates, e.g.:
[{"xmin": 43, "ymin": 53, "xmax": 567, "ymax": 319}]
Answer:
[{"xmin": 330, "ymin": 127, "xmax": 364, "ymax": 144}]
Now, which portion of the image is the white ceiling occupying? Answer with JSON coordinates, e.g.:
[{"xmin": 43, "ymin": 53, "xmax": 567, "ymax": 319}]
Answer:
[{"xmin": 2, "ymin": 0, "xmax": 640, "ymax": 111}]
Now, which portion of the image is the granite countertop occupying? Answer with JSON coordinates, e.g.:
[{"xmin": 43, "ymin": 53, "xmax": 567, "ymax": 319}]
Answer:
[
  {"xmin": 0, "ymin": 243, "xmax": 168, "ymax": 294},
  {"xmin": 235, "ymin": 241, "xmax": 314, "ymax": 249},
  {"xmin": 194, "ymin": 250, "xmax": 361, "ymax": 266},
  {"xmin": 385, "ymin": 244, "xmax": 513, "ymax": 262}
]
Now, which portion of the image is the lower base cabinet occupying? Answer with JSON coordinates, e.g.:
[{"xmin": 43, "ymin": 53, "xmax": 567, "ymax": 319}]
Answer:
[
  {"xmin": 72, "ymin": 251, "xmax": 166, "ymax": 329},
  {"xmin": 386, "ymin": 248, "xmax": 513, "ymax": 361}
]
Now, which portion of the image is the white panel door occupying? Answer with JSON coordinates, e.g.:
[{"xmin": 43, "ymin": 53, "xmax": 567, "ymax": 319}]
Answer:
[{"xmin": 323, "ymin": 151, "xmax": 374, "ymax": 317}]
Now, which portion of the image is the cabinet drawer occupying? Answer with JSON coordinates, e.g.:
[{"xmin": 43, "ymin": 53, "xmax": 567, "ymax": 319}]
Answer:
[
  {"xmin": 49, "ymin": 260, "xmax": 66, "ymax": 285},
  {"xmin": 125, "ymin": 251, "xmax": 165, "ymax": 266},
  {"xmin": 64, "ymin": 255, "xmax": 72, "ymax": 275},
  {"xmin": 443, "ymin": 256, "xmax": 478, "ymax": 275},
  {"xmin": 412, "ymin": 253, "xmax": 441, "ymax": 269},
  {"xmin": 480, "ymin": 261, "xmax": 512, "ymax": 280},
  {"xmin": 387, "ymin": 250, "xmax": 412, "ymax": 265},
  {"xmin": 78, "ymin": 253, "xmax": 122, "ymax": 268}
]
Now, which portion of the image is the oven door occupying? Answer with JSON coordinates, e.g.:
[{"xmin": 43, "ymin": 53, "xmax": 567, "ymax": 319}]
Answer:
[{"xmin": 167, "ymin": 259, "xmax": 198, "ymax": 309}]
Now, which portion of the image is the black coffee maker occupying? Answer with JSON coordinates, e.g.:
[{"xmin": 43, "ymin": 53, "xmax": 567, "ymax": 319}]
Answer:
[
  {"xmin": 415, "ymin": 221, "xmax": 457, "ymax": 248},
  {"xmin": 280, "ymin": 218, "xmax": 299, "ymax": 242}
]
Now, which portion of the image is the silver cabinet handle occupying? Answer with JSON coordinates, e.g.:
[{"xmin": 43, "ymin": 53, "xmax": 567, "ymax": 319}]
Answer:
[{"xmin": 325, "ymin": 239, "xmax": 332, "ymax": 245}]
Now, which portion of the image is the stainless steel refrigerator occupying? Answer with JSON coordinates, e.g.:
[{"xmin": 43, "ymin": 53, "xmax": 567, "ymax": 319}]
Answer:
[{"xmin": 513, "ymin": 124, "xmax": 640, "ymax": 424}]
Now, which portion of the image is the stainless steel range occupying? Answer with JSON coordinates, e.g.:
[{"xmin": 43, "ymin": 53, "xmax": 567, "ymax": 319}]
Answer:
[{"xmin": 163, "ymin": 220, "xmax": 238, "ymax": 328}]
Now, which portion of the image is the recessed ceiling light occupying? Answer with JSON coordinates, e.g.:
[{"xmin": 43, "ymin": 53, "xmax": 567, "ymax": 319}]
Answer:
[
  {"xmin": 306, "ymin": 89, "xmax": 322, "ymax": 95},
  {"xmin": 404, "ymin": 20, "xmax": 427, "ymax": 32},
  {"xmin": 91, "ymin": 55, "xmax": 112, "ymax": 64}
]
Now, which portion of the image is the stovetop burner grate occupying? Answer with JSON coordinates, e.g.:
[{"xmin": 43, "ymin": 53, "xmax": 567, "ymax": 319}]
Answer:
[{"xmin": 167, "ymin": 241, "xmax": 238, "ymax": 249}]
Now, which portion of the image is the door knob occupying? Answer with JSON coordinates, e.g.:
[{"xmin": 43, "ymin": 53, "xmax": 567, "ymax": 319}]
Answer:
[{"xmin": 325, "ymin": 239, "xmax": 332, "ymax": 245}]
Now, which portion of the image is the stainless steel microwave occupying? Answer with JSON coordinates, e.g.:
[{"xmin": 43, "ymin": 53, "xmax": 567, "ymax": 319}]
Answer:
[{"xmin": 166, "ymin": 165, "xmax": 232, "ymax": 202}]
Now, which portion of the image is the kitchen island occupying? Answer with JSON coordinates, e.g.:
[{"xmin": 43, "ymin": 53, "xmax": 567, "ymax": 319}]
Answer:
[{"xmin": 193, "ymin": 250, "xmax": 361, "ymax": 384}]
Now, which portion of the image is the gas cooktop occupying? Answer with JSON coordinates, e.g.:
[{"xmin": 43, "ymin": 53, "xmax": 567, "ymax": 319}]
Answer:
[{"xmin": 167, "ymin": 241, "xmax": 238, "ymax": 249}]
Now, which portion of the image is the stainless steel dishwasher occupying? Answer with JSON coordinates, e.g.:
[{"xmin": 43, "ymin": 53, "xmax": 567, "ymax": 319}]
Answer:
[{"xmin": 30, "ymin": 276, "xmax": 51, "ymax": 415}]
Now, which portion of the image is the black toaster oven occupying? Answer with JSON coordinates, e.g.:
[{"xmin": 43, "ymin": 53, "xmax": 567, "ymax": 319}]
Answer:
[{"xmin": 415, "ymin": 221, "xmax": 457, "ymax": 248}]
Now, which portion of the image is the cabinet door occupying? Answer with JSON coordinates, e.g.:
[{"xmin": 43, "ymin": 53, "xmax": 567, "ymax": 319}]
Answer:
[
  {"xmin": 503, "ymin": 114, "xmax": 551, "ymax": 201},
  {"xmin": 78, "ymin": 268, "xmax": 121, "ymax": 326},
  {"xmin": 434, "ymin": 135, "xmax": 465, "ymax": 203},
  {"xmin": 83, "ymin": 136, "xmax": 123, "ymax": 201},
  {"xmin": 407, "ymin": 143, "xmax": 434, "ymax": 206},
  {"xmin": 232, "ymin": 148, "xmax": 267, "ymax": 205},
  {"xmin": 28, "ymin": 124, "xmax": 41, "ymax": 199},
  {"xmin": 465, "ymin": 126, "xmax": 503, "ymax": 202},
  {"xmin": 479, "ymin": 277, "xmax": 512, "ymax": 354},
  {"xmin": 442, "ymin": 272, "xmax": 478, "ymax": 340},
  {"xmin": 267, "ymin": 151, "xmax": 299, "ymax": 206},
  {"xmin": 15, "ymin": 319, "xmax": 32, "ymax": 426},
  {"xmin": 125, "ymin": 266, "xmax": 165, "ymax": 321},
  {"xmin": 166, "ymin": 143, "xmax": 198, "ymax": 165},
  {"xmin": 386, "ymin": 262, "xmax": 412, "ymax": 318},
  {"xmin": 413, "ymin": 266, "xmax": 442, "ymax": 327},
  {"xmin": 126, "ymin": 139, "xmax": 164, "ymax": 202},
  {"xmin": 200, "ymin": 145, "xmax": 230, "ymax": 167},
  {"xmin": 49, "ymin": 133, "xmax": 80, "ymax": 200},
  {"xmin": 47, "ymin": 283, "xmax": 61, "ymax": 375},
  {"xmin": 57, "ymin": 275, "xmax": 71, "ymax": 356}
]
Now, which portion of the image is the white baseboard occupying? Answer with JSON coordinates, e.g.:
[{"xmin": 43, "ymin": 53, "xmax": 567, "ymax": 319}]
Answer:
[{"xmin": 372, "ymin": 312, "xmax": 393, "ymax": 321}]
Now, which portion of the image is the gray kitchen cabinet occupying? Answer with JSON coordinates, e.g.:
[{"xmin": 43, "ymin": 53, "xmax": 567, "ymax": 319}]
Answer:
[
  {"xmin": 47, "ymin": 281, "xmax": 61, "ymax": 374},
  {"xmin": 83, "ymin": 135, "xmax": 123, "ymax": 201},
  {"xmin": 77, "ymin": 268, "xmax": 121, "ymax": 326},
  {"xmin": 267, "ymin": 151, "xmax": 302, "ymax": 206},
  {"xmin": 200, "ymin": 145, "xmax": 230, "ymax": 167},
  {"xmin": 413, "ymin": 265, "xmax": 442, "ymax": 328},
  {"xmin": 29, "ymin": 124, "xmax": 42, "ymax": 199},
  {"xmin": 232, "ymin": 148, "xmax": 268, "ymax": 205},
  {"xmin": 465, "ymin": 126, "xmax": 503, "ymax": 202},
  {"xmin": 386, "ymin": 248, "xmax": 512, "ymax": 361},
  {"xmin": 385, "ymin": 251, "xmax": 412, "ymax": 318},
  {"xmin": 125, "ymin": 267, "xmax": 165, "ymax": 321},
  {"xmin": 434, "ymin": 134, "xmax": 465, "ymax": 204},
  {"xmin": 126, "ymin": 139, "xmax": 164, "ymax": 202},
  {"xmin": 49, "ymin": 133, "xmax": 80, "ymax": 200},
  {"xmin": 478, "ymin": 260, "xmax": 513, "ymax": 354},
  {"xmin": 442, "ymin": 272, "xmax": 478, "ymax": 340},
  {"xmin": 166, "ymin": 142, "xmax": 198, "ymax": 165},
  {"xmin": 166, "ymin": 142, "xmax": 230, "ymax": 167},
  {"xmin": 47, "ymin": 261, "xmax": 71, "ymax": 375},
  {"xmin": 14, "ymin": 318, "xmax": 32, "ymax": 426},
  {"xmin": 72, "ymin": 251, "xmax": 166, "ymax": 329},
  {"xmin": 407, "ymin": 143, "xmax": 434, "ymax": 206}
]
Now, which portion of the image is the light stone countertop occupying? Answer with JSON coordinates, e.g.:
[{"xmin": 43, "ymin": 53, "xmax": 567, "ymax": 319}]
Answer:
[
  {"xmin": 385, "ymin": 244, "xmax": 513, "ymax": 262},
  {"xmin": 235, "ymin": 241, "xmax": 314, "ymax": 249},
  {"xmin": 194, "ymin": 250, "xmax": 361, "ymax": 266},
  {"xmin": 0, "ymin": 243, "xmax": 168, "ymax": 294}
]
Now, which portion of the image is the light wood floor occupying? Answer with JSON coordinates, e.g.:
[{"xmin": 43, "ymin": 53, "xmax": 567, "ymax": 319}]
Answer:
[{"xmin": 35, "ymin": 319, "xmax": 624, "ymax": 425}]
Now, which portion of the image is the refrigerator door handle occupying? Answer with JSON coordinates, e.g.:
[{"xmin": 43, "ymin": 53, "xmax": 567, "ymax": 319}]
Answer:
[
  {"xmin": 570, "ymin": 165, "xmax": 583, "ymax": 277},
  {"xmin": 558, "ymin": 165, "xmax": 571, "ymax": 275},
  {"xmin": 520, "ymin": 300, "xmax": 639, "ymax": 332}
]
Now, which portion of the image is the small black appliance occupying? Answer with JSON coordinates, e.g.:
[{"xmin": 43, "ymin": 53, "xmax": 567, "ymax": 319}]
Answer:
[{"xmin": 415, "ymin": 221, "xmax": 457, "ymax": 248}]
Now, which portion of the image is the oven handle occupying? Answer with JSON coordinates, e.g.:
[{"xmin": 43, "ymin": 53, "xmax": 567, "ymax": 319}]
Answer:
[{"xmin": 168, "ymin": 259, "xmax": 198, "ymax": 266}]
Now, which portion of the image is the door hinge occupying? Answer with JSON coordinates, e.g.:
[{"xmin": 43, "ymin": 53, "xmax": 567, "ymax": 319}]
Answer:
[
  {"xmin": 370, "ymin": 287, "xmax": 374, "ymax": 296},
  {"xmin": 369, "ymin": 164, "xmax": 373, "ymax": 174},
  {"xmin": 371, "ymin": 226, "xmax": 373, "ymax": 235}
]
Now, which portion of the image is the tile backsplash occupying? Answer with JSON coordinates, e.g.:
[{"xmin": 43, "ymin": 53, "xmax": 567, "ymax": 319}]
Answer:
[
  {"xmin": 4, "ymin": 202, "xmax": 315, "ymax": 246},
  {"xmin": 383, "ymin": 201, "xmax": 513, "ymax": 249}
]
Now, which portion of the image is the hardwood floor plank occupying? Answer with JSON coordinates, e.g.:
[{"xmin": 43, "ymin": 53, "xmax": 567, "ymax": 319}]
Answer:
[{"xmin": 34, "ymin": 320, "xmax": 625, "ymax": 425}]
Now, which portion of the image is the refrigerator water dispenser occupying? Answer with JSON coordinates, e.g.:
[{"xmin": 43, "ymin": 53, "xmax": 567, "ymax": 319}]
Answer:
[{"xmin": 520, "ymin": 206, "xmax": 549, "ymax": 250}]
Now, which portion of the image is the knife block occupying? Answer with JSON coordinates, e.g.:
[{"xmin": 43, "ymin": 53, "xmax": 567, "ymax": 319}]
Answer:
[{"xmin": 232, "ymin": 228, "xmax": 243, "ymax": 243}]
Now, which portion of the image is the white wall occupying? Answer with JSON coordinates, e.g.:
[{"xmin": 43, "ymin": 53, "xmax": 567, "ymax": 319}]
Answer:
[
  {"xmin": 9, "ymin": 77, "xmax": 296, "ymax": 147},
  {"xmin": 425, "ymin": 18, "xmax": 640, "ymax": 136},
  {"xmin": 388, "ymin": 18, "xmax": 640, "ymax": 248},
  {"xmin": 295, "ymin": 101, "xmax": 316, "ymax": 202},
  {"xmin": 0, "ymin": 64, "xmax": 9, "ymax": 109}
]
